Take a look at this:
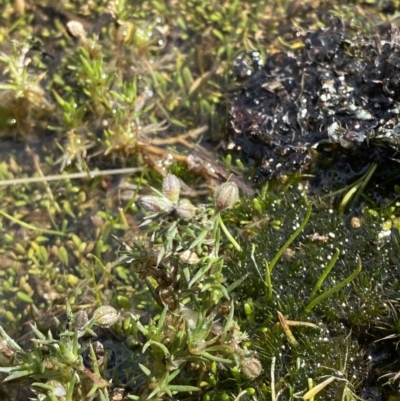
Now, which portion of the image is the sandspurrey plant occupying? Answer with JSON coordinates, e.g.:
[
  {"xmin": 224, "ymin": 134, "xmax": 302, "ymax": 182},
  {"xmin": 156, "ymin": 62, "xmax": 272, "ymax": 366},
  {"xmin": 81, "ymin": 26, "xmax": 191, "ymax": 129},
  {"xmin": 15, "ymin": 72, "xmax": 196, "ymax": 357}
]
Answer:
[
  {"xmin": 0, "ymin": 302, "xmax": 119, "ymax": 401},
  {"xmin": 0, "ymin": 174, "xmax": 259, "ymax": 400},
  {"xmin": 118, "ymin": 173, "xmax": 260, "ymax": 399}
]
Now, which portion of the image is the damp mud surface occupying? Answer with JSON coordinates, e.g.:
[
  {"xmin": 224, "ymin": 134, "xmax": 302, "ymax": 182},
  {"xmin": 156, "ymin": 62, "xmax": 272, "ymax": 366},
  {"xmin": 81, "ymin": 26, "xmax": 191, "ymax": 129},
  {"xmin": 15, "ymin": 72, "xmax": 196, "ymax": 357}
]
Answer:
[{"xmin": 229, "ymin": 14, "xmax": 400, "ymax": 203}]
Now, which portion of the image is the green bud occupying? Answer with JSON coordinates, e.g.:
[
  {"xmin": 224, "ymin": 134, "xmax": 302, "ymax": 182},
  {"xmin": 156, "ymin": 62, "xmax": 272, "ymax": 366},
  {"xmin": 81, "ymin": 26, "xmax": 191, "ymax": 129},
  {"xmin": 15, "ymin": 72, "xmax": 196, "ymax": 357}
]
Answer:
[
  {"xmin": 139, "ymin": 195, "xmax": 174, "ymax": 213},
  {"xmin": 93, "ymin": 306, "xmax": 119, "ymax": 328},
  {"xmin": 393, "ymin": 217, "xmax": 400, "ymax": 234},
  {"xmin": 175, "ymin": 198, "xmax": 196, "ymax": 219},
  {"xmin": 214, "ymin": 182, "xmax": 239, "ymax": 211},
  {"xmin": 246, "ymin": 388, "xmax": 256, "ymax": 395},
  {"xmin": 58, "ymin": 343, "xmax": 79, "ymax": 364},
  {"xmin": 162, "ymin": 174, "xmax": 181, "ymax": 203}
]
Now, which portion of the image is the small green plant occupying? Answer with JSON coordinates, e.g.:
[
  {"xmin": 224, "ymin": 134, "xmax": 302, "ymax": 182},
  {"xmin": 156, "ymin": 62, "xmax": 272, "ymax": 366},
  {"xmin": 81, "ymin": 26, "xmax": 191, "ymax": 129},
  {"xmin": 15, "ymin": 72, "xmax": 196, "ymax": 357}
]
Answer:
[
  {"xmin": 116, "ymin": 174, "xmax": 259, "ymax": 399},
  {"xmin": 0, "ymin": 38, "xmax": 54, "ymax": 137},
  {"xmin": 0, "ymin": 174, "xmax": 259, "ymax": 400},
  {"xmin": 0, "ymin": 303, "xmax": 118, "ymax": 401}
]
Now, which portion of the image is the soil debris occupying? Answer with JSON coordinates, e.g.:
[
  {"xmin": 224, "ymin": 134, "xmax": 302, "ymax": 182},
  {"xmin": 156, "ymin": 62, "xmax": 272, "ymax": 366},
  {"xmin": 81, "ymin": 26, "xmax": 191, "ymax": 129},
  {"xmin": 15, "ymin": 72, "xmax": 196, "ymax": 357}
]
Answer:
[{"xmin": 229, "ymin": 16, "xmax": 400, "ymax": 193}]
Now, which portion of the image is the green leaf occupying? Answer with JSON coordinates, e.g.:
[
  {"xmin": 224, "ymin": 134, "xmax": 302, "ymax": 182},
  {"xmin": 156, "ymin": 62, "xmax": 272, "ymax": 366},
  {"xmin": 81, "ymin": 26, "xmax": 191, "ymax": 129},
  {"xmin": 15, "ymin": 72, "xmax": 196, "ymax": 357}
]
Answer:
[
  {"xmin": 168, "ymin": 385, "xmax": 200, "ymax": 392},
  {"xmin": 170, "ymin": 118, "xmax": 187, "ymax": 128},
  {"xmin": 304, "ymin": 257, "xmax": 362, "ymax": 314},
  {"xmin": 138, "ymin": 363, "xmax": 151, "ymax": 376},
  {"xmin": 308, "ymin": 248, "xmax": 340, "ymax": 301},
  {"xmin": 0, "ymin": 367, "xmax": 21, "ymax": 373},
  {"xmin": 226, "ymin": 273, "xmax": 249, "ymax": 293},
  {"xmin": 142, "ymin": 340, "xmax": 170, "ymax": 356},
  {"xmin": 66, "ymin": 372, "xmax": 76, "ymax": 401},
  {"xmin": 58, "ymin": 246, "xmax": 69, "ymax": 265},
  {"xmin": 188, "ymin": 229, "xmax": 208, "ymax": 250},
  {"xmin": 3, "ymin": 369, "xmax": 31, "ymax": 382},
  {"xmin": 147, "ymin": 385, "xmax": 163, "ymax": 399},
  {"xmin": 30, "ymin": 323, "xmax": 47, "ymax": 340},
  {"xmin": 188, "ymin": 259, "xmax": 214, "ymax": 288},
  {"xmin": 16, "ymin": 291, "xmax": 33, "ymax": 304},
  {"xmin": 268, "ymin": 202, "xmax": 311, "ymax": 274},
  {"xmin": 212, "ymin": 29, "xmax": 224, "ymax": 41},
  {"xmin": 0, "ymin": 326, "xmax": 23, "ymax": 351},
  {"xmin": 157, "ymin": 308, "xmax": 169, "ymax": 332}
]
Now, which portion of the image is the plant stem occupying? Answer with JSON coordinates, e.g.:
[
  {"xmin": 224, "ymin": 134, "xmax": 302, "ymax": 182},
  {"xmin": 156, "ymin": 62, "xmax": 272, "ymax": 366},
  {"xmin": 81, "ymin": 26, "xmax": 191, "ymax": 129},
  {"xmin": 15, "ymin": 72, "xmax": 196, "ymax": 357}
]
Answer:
[
  {"xmin": 0, "ymin": 167, "xmax": 143, "ymax": 186},
  {"xmin": 308, "ymin": 248, "xmax": 340, "ymax": 301},
  {"xmin": 0, "ymin": 210, "xmax": 67, "ymax": 237},
  {"xmin": 338, "ymin": 163, "xmax": 377, "ymax": 214},
  {"xmin": 217, "ymin": 213, "xmax": 242, "ymax": 252},
  {"xmin": 304, "ymin": 257, "xmax": 362, "ymax": 314},
  {"xmin": 268, "ymin": 202, "xmax": 311, "ymax": 274},
  {"xmin": 265, "ymin": 259, "xmax": 273, "ymax": 302}
]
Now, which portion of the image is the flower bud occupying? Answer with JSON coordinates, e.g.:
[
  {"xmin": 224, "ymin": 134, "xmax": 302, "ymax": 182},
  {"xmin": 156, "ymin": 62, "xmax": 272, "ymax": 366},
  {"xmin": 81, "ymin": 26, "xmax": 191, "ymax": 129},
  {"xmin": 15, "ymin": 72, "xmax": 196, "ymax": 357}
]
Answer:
[
  {"xmin": 175, "ymin": 198, "xmax": 196, "ymax": 219},
  {"xmin": 214, "ymin": 182, "xmax": 239, "ymax": 211},
  {"xmin": 162, "ymin": 174, "xmax": 181, "ymax": 203},
  {"xmin": 93, "ymin": 306, "xmax": 119, "ymax": 328},
  {"xmin": 59, "ymin": 343, "xmax": 79, "ymax": 364},
  {"xmin": 240, "ymin": 356, "xmax": 262, "ymax": 378},
  {"xmin": 139, "ymin": 195, "xmax": 174, "ymax": 213}
]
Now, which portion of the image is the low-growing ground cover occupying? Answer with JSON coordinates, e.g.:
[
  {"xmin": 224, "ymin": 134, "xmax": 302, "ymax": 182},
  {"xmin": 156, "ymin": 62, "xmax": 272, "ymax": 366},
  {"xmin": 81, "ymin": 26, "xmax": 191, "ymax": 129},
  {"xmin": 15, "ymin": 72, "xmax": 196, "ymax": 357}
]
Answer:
[{"xmin": 0, "ymin": 1, "xmax": 400, "ymax": 400}]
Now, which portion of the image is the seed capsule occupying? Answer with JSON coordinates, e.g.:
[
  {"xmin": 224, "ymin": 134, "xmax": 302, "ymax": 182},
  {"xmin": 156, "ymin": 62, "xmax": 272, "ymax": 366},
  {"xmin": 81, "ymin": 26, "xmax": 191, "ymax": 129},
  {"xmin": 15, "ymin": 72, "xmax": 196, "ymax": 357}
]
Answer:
[
  {"xmin": 175, "ymin": 198, "xmax": 196, "ymax": 219},
  {"xmin": 350, "ymin": 216, "xmax": 361, "ymax": 229},
  {"xmin": 240, "ymin": 356, "xmax": 262, "ymax": 378},
  {"xmin": 139, "ymin": 195, "xmax": 174, "ymax": 213},
  {"xmin": 162, "ymin": 174, "xmax": 181, "ymax": 203},
  {"xmin": 93, "ymin": 306, "xmax": 119, "ymax": 328},
  {"xmin": 214, "ymin": 182, "xmax": 239, "ymax": 211},
  {"xmin": 74, "ymin": 310, "xmax": 88, "ymax": 330},
  {"xmin": 179, "ymin": 250, "xmax": 199, "ymax": 264},
  {"xmin": 46, "ymin": 380, "xmax": 66, "ymax": 399},
  {"xmin": 66, "ymin": 20, "xmax": 87, "ymax": 41}
]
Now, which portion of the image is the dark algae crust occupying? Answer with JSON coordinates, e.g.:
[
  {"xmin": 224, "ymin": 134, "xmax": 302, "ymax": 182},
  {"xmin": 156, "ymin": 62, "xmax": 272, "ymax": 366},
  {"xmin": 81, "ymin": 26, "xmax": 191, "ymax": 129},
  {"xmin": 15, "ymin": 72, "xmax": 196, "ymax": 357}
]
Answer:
[{"xmin": 229, "ymin": 15, "xmax": 400, "ymax": 192}]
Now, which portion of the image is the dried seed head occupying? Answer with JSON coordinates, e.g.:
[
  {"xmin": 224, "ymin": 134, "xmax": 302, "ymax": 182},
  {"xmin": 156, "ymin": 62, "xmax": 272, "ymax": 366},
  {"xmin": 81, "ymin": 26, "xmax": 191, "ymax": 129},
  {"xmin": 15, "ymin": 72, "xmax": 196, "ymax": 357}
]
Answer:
[
  {"xmin": 74, "ymin": 310, "xmax": 89, "ymax": 330},
  {"xmin": 240, "ymin": 356, "xmax": 262, "ymax": 378},
  {"xmin": 181, "ymin": 306, "xmax": 199, "ymax": 330},
  {"xmin": 93, "ymin": 306, "xmax": 119, "ymax": 328},
  {"xmin": 214, "ymin": 181, "xmax": 239, "ymax": 211},
  {"xmin": 175, "ymin": 198, "xmax": 196, "ymax": 219},
  {"xmin": 350, "ymin": 216, "xmax": 361, "ymax": 229},
  {"xmin": 162, "ymin": 174, "xmax": 181, "ymax": 203},
  {"xmin": 47, "ymin": 381, "xmax": 66, "ymax": 399},
  {"xmin": 66, "ymin": 20, "xmax": 87, "ymax": 41},
  {"xmin": 139, "ymin": 195, "xmax": 174, "ymax": 213},
  {"xmin": 179, "ymin": 250, "xmax": 199, "ymax": 264},
  {"xmin": 0, "ymin": 339, "xmax": 15, "ymax": 358}
]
